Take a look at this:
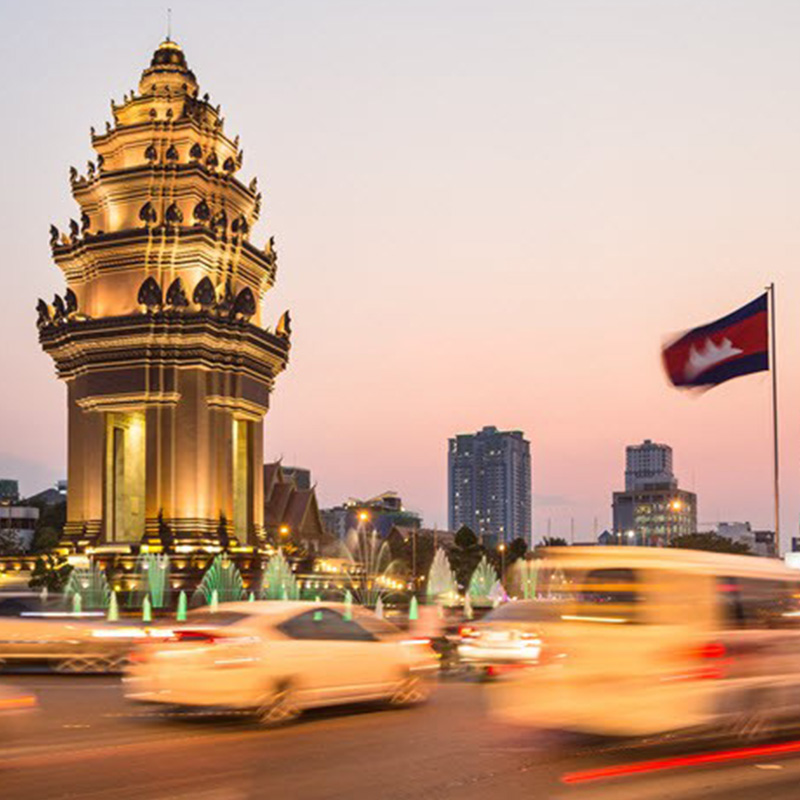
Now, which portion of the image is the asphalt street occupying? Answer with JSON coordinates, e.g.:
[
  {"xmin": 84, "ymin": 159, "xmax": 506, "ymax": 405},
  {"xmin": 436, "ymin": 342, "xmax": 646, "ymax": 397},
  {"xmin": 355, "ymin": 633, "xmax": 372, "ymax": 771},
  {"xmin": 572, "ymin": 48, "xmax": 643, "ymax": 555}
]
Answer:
[{"xmin": 4, "ymin": 674, "xmax": 800, "ymax": 799}]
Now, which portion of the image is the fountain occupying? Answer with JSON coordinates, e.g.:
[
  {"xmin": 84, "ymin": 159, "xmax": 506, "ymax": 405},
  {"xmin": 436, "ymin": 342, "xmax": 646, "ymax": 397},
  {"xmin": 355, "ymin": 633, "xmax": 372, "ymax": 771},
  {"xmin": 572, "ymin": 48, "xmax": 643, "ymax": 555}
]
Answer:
[
  {"xmin": 489, "ymin": 580, "xmax": 505, "ymax": 606},
  {"xmin": 409, "ymin": 595, "xmax": 419, "ymax": 621},
  {"xmin": 193, "ymin": 555, "xmax": 244, "ymax": 606},
  {"xmin": 375, "ymin": 596, "xmax": 385, "ymax": 619},
  {"xmin": 508, "ymin": 558, "xmax": 539, "ymax": 599},
  {"xmin": 337, "ymin": 523, "xmax": 404, "ymax": 608},
  {"xmin": 464, "ymin": 592, "xmax": 473, "ymax": 620},
  {"xmin": 64, "ymin": 564, "xmax": 110, "ymax": 610},
  {"xmin": 425, "ymin": 548, "xmax": 458, "ymax": 605},
  {"xmin": 467, "ymin": 556, "xmax": 500, "ymax": 607},
  {"xmin": 176, "ymin": 590, "xmax": 187, "ymax": 621},
  {"xmin": 260, "ymin": 550, "xmax": 299, "ymax": 600},
  {"xmin": 134, "ymin": 553, "xmax": 171, "ymax": 608}
]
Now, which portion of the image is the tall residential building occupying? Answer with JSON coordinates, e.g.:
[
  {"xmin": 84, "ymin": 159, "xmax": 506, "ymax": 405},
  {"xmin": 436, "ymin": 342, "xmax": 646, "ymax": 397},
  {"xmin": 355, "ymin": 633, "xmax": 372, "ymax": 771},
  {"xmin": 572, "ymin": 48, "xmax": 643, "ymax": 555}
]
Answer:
[
  {"xmin": 448, "ymin": 426, "xmax": 532, "ymax": 546},
  {"xmin": 625, "ymin": 440, "xmax": 675, "ymax": 490}
]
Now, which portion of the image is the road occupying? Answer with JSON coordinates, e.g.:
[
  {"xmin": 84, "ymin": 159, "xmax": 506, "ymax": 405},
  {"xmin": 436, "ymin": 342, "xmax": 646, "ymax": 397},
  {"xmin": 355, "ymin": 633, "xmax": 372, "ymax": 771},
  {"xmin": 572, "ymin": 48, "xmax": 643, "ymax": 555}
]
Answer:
[{"xmin": 4, "ymin": 674, "xmax": 800, "ymax": 799}]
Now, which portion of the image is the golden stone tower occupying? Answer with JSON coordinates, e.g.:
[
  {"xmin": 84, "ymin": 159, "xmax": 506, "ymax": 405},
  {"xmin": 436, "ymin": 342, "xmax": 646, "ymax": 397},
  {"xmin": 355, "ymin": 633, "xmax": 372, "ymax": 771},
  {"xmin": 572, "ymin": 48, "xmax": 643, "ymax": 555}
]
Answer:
[{"xmin": 38, "ymin": 40, "xmax": 290, "ymax": 550}]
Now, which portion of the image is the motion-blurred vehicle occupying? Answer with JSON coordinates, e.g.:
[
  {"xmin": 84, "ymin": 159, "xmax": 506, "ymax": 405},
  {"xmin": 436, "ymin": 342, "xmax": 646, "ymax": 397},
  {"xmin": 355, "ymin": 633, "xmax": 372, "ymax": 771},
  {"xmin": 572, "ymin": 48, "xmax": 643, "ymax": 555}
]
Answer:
[
  {"xmin": 0, "ymin": 682, "xmax": 37, "ymax": 716},
  {"xmin": 125, "ymin": 601, "xmax": 437, "ymax": 725},
  {"xmin": 458, "ymin": 601, "xmax": 556, "ymax": 678},
  {"xmin": 0, "ymin": 614, "xmax": 145, "ymax": 673},
  {"xmin": 0, "ymin": 682, "xmax": 37, "ymax": 740},
  {"xmin": 491, "ymin": 547, "xmax": 800, "ymax": 739}
]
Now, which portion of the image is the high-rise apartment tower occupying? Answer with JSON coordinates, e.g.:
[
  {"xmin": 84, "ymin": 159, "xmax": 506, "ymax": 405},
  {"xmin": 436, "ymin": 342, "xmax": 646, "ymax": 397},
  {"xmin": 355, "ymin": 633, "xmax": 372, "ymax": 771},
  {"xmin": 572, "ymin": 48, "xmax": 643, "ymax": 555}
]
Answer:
[{"xmin": 448, "ymin": 426, "xmax": 532, "ymax": 546}]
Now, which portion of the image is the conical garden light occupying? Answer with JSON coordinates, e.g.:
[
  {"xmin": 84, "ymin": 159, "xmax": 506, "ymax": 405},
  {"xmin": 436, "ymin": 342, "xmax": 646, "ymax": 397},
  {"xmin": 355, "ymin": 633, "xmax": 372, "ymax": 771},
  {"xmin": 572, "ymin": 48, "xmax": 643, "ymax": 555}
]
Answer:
[
  {"xmin": 142, "ymin": 595, "xmax": 152, "ymax": 623},
  {"xmin": 107, "ymin": 591, "xmax": 119, "ymax": 622},
  {"xmin": 343, "ymin": 589, "xmax": 353, "ymax": 621}
]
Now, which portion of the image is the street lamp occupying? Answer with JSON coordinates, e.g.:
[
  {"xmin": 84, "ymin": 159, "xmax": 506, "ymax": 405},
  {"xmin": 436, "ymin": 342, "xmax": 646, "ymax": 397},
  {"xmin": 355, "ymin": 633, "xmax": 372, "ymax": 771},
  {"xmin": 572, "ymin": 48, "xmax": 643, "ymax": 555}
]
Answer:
[
  {"xmin": 669, "ymin": 499, "xmax": 682, "ymax": 544},
  {"xmin": 411, "ymin": 528, "xmax": 417, "ymax": 594},
  {"xmin": 279, "ymin": 524, "xmax": 290, "ymax": 538},
  {"xmin": 499, "ymin": 542, "xmax": 506, "ymax": 577}
]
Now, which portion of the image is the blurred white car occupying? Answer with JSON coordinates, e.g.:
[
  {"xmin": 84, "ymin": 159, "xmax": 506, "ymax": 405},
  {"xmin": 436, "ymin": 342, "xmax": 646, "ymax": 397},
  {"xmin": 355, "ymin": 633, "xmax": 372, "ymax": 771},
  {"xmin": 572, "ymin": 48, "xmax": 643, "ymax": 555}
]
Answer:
[
  {"xmin": 458, "ymin": 601, "xmax": 551, "ymax": 677},
  {"xmin": 125, "ymin": 601, "xmax": 437, "ymax": 725},
  {"xmin": 0, "ymin": 614, "xmax": 147, "ymax": 673}
]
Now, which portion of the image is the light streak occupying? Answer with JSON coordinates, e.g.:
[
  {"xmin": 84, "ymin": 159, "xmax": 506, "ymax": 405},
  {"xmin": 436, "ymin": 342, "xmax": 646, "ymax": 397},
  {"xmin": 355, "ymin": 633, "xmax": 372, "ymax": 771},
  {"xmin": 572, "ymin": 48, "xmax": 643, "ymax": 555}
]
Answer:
[{"xmin": 561, "ymin": 738, "xmax": 800, "ymax": 784}]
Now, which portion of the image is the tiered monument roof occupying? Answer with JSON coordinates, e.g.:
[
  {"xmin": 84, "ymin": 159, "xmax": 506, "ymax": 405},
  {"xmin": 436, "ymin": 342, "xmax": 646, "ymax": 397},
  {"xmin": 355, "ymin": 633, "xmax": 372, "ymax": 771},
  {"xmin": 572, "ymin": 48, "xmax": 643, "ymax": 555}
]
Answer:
[{"xmin": 38, "ymin": 38, "xmax": 290, "ymax": 401}]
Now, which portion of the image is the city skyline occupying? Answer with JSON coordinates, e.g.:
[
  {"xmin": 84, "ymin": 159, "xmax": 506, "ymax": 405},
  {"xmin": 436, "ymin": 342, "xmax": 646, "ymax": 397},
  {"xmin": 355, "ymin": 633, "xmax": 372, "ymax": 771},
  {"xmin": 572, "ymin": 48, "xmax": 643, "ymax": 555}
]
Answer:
[{"xmin": 3, "ymin": 2, "xmax": 800, "ymax": 547}]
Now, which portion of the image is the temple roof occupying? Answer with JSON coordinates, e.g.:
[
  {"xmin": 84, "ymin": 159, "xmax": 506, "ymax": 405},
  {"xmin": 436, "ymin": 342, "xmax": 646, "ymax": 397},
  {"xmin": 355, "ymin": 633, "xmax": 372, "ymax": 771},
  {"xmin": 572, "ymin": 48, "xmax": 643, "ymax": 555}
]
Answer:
[
  {"xmin": 151, "ymin": 39, "xmax": 188, "ymax": 69},
  {"xmin": 263, "ymin": 463, "xmax": 325, "ymax": 542},
  {"xmin": 140, "ymin": 37, "xmax": 197, "ymax": 92}
]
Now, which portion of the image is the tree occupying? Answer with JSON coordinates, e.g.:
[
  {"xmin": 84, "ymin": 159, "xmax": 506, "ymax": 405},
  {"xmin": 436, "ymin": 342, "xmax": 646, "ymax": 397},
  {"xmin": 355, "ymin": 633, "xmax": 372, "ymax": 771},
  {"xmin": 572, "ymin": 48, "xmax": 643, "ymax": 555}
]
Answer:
[
  {"xmin": 454, "ymin": 525, "xmax": 479, "ymax": 550},
  {"xmin": 27, "ymin": 499, "xmax": 66, "ymax": 553},
  {"xmin": 385, "ymin": 529, "xmax": 436, "ymax": 584},
  {"xmin": 669, "ymin": 533, "xmax": 751, "ymax": 555},
  {"xmin": 217, "ymin": 513, "xmax": 229, "ymax": 551},
  {"xmin": 29, "ymin": 553, "xmax": 72, "ymax": 593},
  {"xmin": 0, "ymin": 530, "xmax": 22, "ymax": 556},
  {"xmin": 450, "ymin": 526, "xmax": 485, "ymax": 589},
  {"xmin": 157, "ymin": 510, "xmax": 174, "ymax": 554},
  {"xmin": 541, "ymin": 536, "xmax": 568, "ymax": 547},
  {"xmin": 507, "ymin": 537, "xmax": 528, "ymax": 563},
  {"xmin": 31, "ymin": 526, "xmax": 60, "ymax": 553}
]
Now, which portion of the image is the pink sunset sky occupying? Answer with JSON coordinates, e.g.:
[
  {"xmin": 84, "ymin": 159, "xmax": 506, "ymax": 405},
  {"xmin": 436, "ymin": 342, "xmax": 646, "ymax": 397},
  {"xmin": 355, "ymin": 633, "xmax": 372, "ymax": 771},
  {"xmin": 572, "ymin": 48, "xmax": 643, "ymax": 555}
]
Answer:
[{"xmin": 2, "ymin": 1, "xmax": 800, "ymax": 547}]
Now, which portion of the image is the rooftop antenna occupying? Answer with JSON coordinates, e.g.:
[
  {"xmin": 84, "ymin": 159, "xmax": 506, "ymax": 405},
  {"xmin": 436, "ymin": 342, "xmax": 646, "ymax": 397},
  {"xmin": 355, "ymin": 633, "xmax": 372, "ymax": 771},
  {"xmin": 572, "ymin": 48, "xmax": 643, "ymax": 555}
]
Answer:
[{"xmin": 166, "ymin": 7, "xmax": 172, "ymax": 42}]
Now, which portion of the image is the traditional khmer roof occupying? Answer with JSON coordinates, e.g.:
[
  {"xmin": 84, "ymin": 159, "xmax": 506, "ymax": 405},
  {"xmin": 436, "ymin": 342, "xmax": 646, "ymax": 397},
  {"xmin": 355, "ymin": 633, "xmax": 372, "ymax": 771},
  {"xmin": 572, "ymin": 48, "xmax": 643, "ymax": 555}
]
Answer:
[
  {"xmin": 38, "ymin": 38, "xmax": 291, "ymax": 408},
  {"xmin": 263, "ymin": 463, "xmax": 326, "ymax": 543}
]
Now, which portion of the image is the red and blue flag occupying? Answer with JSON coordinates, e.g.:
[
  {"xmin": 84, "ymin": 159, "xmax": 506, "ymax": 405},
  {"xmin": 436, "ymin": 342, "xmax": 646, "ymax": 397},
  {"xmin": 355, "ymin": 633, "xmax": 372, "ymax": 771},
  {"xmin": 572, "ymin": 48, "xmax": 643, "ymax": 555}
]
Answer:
[{"xmin": 662, "ymin": 294, "xmax": 769, "ymax": 388}]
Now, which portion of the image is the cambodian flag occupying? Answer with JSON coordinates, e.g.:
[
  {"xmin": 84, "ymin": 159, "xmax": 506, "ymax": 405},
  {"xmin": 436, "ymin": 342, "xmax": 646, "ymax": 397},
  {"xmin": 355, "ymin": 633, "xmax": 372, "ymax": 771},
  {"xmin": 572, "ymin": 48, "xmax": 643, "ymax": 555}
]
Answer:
[{"xmin": 662, "ymin": 294, "xmax": 769, "ymax": 388}]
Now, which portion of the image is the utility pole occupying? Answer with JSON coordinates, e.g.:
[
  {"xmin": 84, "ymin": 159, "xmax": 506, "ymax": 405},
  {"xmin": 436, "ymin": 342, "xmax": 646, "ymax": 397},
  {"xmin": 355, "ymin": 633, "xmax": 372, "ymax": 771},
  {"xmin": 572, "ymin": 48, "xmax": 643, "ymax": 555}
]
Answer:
[{"xmin": 411, "ymin": 530, "xmax": 417, "ymax": 598}]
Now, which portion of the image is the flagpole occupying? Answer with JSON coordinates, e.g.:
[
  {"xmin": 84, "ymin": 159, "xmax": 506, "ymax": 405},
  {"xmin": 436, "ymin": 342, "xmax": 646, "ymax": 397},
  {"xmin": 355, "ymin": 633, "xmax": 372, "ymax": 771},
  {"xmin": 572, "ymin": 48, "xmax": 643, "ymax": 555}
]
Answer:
[{"xmin": 768, "ymin": 282, "xmax": 780, "ymax": 552}]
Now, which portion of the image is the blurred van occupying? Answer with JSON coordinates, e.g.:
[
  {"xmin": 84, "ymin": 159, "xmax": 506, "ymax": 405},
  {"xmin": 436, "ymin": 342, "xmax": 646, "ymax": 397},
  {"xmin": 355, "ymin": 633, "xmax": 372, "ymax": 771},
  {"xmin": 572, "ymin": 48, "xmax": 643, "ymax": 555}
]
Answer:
[{"xmin": 491, "ymin": 546, "xmax": 800, "ymax": 738}]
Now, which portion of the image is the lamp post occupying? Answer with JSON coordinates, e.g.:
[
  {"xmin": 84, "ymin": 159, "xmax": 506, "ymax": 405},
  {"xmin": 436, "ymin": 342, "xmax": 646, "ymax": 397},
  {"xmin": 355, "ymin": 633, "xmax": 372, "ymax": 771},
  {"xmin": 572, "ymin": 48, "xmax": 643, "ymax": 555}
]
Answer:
[
  {"xmin": 358, "ymin": 511, "xmax": 370, "ymax": 600},
  {"xmin": 499, "ymin": 542, "xmax": 506, "ymax": 578},
  {"xmin": 669, "ymin": 499, "xmax": 682, "ymax": 545},
  {"xmin": 411, "ymin": 528, "xmax": 417, "ymax": 597}
]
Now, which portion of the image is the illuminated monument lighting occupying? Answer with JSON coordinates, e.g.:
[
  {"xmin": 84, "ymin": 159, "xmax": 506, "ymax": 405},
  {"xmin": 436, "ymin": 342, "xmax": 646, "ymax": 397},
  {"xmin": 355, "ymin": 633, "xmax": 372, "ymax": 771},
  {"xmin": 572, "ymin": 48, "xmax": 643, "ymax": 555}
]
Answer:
[{"xmin": 38, "ymin": 39, "xmax": 291, "ymax": 552}]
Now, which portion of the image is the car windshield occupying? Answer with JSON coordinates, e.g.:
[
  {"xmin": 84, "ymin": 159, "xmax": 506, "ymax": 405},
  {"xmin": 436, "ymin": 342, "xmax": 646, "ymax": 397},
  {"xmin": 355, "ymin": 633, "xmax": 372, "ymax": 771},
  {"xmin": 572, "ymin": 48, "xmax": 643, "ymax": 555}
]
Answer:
[{"xmin": 561, "ymin": 567, "xmax": 641, "ymax": 623}]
